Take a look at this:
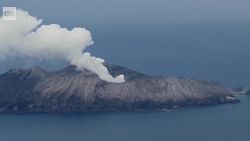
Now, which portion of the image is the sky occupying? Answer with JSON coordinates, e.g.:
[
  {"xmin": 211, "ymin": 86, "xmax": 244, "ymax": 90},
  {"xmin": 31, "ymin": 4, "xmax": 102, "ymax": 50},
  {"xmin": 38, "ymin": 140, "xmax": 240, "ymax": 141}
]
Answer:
[{"xmin": 0, "ymin": 0, "xmax": 250, "ymax": 86}]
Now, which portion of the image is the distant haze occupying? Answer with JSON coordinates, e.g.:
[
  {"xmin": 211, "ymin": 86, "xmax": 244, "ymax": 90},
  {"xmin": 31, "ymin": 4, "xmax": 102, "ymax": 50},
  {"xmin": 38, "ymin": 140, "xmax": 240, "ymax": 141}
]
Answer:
[{"xmin": 0, "ymin": 0, "xmax": 250, "ymax": 86}]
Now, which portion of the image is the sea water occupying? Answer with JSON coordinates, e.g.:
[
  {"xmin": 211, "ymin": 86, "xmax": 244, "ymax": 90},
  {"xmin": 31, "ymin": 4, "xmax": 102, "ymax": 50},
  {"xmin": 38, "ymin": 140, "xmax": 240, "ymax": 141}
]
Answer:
[{"xmin": 0, "ymin": 96, "xmax": 249, "ymax": 141}]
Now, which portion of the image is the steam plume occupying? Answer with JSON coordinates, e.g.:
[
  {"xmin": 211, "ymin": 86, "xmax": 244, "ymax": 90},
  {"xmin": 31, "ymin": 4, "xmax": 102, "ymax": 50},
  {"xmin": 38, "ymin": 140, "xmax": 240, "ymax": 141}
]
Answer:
[{"xmin": 0, "ymin": 9, "xmax": 125, "ymax": 83}]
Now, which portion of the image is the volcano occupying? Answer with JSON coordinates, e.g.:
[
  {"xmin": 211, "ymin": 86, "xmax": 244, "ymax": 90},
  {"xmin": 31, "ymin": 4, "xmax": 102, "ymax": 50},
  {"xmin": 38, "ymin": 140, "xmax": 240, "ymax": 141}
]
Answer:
[{"xmin": 0, "ymin": 64, "xmax": 239, "ymax": 113}]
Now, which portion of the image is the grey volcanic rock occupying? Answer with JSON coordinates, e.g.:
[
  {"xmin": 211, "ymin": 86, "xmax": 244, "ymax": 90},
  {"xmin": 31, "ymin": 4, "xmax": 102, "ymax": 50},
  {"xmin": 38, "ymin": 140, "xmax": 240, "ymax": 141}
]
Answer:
[{"xmin": 0, "ymin": 65, "xmax": 239, "ymax": 113}]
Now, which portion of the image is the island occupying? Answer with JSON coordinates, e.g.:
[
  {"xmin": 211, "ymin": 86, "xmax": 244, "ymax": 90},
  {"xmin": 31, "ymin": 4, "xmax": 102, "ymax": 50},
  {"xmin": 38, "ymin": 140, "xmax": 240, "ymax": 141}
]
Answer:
[{"xmin": 0, "ymin": 65, "xmax": 239, "ymax": 114}]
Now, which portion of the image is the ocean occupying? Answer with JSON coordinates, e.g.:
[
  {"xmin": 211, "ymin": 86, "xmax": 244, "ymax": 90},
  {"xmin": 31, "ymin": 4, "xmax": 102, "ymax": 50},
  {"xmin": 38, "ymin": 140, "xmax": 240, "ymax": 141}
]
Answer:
[{"xmin": 0, "ymin": 95, "xmax": 249, "ymax": 141}]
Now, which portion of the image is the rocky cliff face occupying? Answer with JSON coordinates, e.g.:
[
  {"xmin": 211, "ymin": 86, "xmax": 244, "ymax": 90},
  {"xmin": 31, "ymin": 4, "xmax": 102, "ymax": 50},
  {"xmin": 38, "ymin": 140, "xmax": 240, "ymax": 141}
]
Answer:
[{"xmin": 0, "ymin": 65, "xmax": 239, "ymax": 113}]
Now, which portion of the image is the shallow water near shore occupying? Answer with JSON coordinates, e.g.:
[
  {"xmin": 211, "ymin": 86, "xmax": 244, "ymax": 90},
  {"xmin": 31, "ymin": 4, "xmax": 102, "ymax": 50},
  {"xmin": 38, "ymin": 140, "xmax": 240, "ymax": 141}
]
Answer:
[{"xmin": 0, "ymin": 96, "xmax": 249, "ymax": 141}]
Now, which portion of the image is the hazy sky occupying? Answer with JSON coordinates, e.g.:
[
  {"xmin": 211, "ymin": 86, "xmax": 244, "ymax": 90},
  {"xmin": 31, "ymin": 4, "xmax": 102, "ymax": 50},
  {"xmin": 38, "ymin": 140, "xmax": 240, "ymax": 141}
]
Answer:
[
  {"xmin": 1, "ymin": 0, "xmax": 250, "ymax": 25},
  {"xmin": 1, "ymin": 0, "xmax": 250, "ymax": 86}
]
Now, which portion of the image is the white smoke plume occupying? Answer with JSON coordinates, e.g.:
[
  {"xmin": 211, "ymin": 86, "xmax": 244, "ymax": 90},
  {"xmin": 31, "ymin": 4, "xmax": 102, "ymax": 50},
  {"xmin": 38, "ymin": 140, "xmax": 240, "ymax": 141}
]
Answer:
[{"xmin": 0, "ymin": 9, "xmax": 125, "ymax": 83}]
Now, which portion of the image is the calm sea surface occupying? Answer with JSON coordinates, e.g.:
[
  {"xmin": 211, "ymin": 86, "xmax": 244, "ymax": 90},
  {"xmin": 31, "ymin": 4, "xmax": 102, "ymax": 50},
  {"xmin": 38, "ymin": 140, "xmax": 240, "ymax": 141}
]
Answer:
[{"xmin": 0, "ymin": 96, "xmax": 249, "ymax": 141}]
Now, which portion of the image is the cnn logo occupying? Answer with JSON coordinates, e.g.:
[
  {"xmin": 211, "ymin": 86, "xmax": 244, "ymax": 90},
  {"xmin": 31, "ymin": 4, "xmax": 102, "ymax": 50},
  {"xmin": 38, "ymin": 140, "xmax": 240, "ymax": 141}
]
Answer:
[{"xmin": 2, "ymin": 7, "xmax": 16, "ymax": 20}]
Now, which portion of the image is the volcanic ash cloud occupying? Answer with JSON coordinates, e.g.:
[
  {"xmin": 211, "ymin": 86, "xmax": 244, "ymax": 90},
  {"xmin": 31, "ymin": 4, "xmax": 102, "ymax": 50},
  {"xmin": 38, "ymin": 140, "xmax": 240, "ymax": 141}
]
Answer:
[{"xmin": 0, "ymin": 9, "xmax": 125, "ymax": 83}]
